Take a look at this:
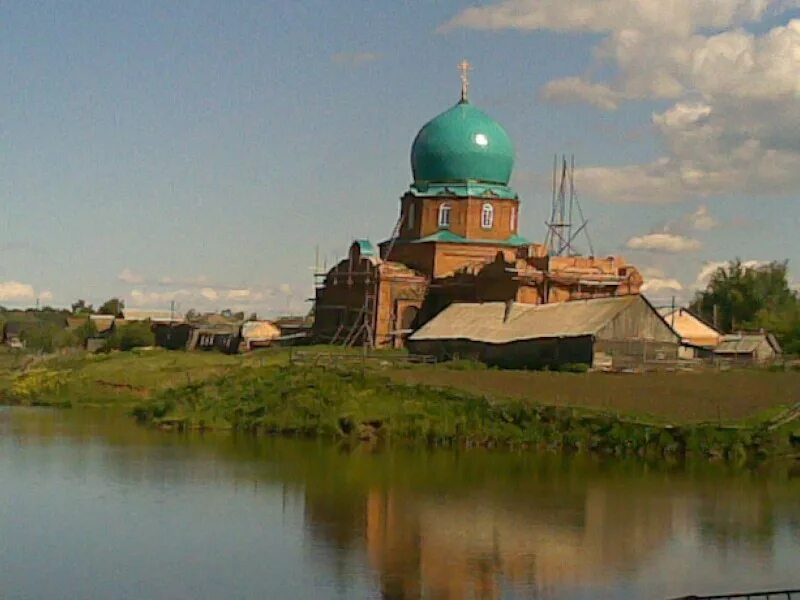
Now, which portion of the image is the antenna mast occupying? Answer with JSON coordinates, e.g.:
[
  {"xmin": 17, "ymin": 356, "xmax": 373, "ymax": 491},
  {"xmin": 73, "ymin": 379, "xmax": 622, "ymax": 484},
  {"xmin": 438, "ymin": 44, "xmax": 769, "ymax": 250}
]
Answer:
[{"xmin": 544, "ymin": 154, "xmax": 594, "ymax": 257}]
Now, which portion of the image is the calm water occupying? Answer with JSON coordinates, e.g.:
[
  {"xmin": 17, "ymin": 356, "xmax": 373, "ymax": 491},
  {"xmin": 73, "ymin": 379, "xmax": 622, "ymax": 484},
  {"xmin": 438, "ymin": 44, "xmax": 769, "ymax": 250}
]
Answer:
[{"xmin": 1, "ymin": 407, "xmax": 798, "ymax": 600}]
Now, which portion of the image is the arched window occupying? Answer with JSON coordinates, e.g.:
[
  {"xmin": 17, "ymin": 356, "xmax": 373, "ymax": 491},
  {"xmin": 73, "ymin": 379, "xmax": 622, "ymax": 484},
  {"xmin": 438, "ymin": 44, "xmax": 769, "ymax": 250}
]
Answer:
[
  {"xmin": 481, "ymin": 203, "xmax": 494, "ymax": 229},
  {"xmin": 438, "ymin": 203, "xmax": 451, "ymax": 228},
  {"xmin": 510, "ymin": 206, "xmax": 516, "ymax": 232},
  {"xmin": 407, "ymin": 202, "xmax": 415, "ymax": 229}
]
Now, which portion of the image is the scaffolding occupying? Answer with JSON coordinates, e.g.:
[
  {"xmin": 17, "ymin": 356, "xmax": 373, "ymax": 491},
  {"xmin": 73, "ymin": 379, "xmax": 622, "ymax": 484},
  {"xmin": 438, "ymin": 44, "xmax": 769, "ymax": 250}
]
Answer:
[{"xmin": 312, "ymin": 209, "xmax": 406, "ymax": 349}]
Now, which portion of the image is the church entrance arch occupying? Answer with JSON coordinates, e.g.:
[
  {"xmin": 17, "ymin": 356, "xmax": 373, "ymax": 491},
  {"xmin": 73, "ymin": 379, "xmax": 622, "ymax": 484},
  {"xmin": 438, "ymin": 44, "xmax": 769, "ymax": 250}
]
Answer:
[
  {"xmin": 394, "ymin": 303, "xmax": 421, "ymax": 348},
  {"xmin": 401, "ymin": 305, "xmax": 419, "ymax": 331}
]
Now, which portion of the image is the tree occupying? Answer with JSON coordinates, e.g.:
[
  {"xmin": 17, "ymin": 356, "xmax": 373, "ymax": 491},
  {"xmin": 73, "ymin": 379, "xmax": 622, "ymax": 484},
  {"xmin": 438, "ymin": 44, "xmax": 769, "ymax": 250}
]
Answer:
[
  {"xmin": 691, "ymin": 259, "xmax": 800, "ymax": 353},
  {"xmin": 106, "ymin": 321, "xmax": 154, "ymax": 351},
  {"xmin": 71, "ymin": 299, "xmax": 94, "ymax": 315},
  {"xmin": 98, "ymin": 298, "xmax": 125, "ymax": 317}
]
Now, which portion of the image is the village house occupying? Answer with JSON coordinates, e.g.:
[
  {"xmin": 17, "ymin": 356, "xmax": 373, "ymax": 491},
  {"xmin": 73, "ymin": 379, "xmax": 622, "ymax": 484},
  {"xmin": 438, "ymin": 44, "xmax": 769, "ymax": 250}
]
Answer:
[
  {"xmin": 241, "ymin": 320, "xmax": 281, "ymax": 350},
  {"xmin": 3, "ymin": 322, "xmax": 25, "ymax": 349},
  {"xmin": 313, "ymin": 67, "xmax": 643, "ymax": 349},
  {"xmin": 657, "ymin": 307, "xmax": 722, "ymax": 359},
  {"xmin": 152, "ymin": 313, "xmax": 242, "ymax": 354},
  {"xmin": 408, "ymin": 295, "xmax": 679, "ymax": 370},
  {"xmin": 713, "ymin": 332, "xmax": 782, "ymax": 364},
  {"xmin": 121, "ymin": 308, "xmax": 184, "ymax": 324}
]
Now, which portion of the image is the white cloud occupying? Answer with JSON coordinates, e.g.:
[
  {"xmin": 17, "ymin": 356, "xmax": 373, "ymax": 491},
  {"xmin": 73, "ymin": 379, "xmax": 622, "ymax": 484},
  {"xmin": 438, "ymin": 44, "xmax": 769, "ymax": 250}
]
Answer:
[
  {"xmin": 129, "ymin": 289, "xmax": 191, "ymax": 307},
  {"xmin": 688, "ymin": 205, "xmax": 717, "ymax": 231},
  {"xmin": 200, "ymin": 287, "xmax": 218, "ymax": 301},
  {"xmin": 444, "ymin": 2, "xmax": 800, "ymax": 203},
  {"xmin": 641, "ymin": 266, "xmax": 666, "ymax": 278},
  {"xmin": 541, "ymin": 77, "xmax": 623, "ymax": 110},
  {"xmin": 0, "ymin": 281, "xmax": 37, "ymax": 301},
  {"xmin": 39, "ymin": 290, "xmax": 54, "ymax": 303},
  {"xmin": 331, "ymin": 52, "xmax": 379, "ymax": 67},
  {"xmin": 626, "ymin": 232, "xmax": 702, "ymax": 253},
  {"xmin": 226, "ymin": 289, "xmax": 265, "ymax": 301},
  {"xmin": 440, "ymin": 0, "xmax": 784, "ymax": 35},
  {"xmin": 125, "ymin": 281, "xmax": 298, "ymax": 315},
  {"xmin": 641, "ymin": 277, "xmax": 684, "ymax": 293},
  {"xmin": 692, "ymin": 259, "xmax": 768, "ymax": 288},
  {"xmin": 118, "ymin": 268, "xmax": 144, "ymax": 284},
  {"xmin": 578, "ymin": 159, "xmax": 683, "ymax": 203}
]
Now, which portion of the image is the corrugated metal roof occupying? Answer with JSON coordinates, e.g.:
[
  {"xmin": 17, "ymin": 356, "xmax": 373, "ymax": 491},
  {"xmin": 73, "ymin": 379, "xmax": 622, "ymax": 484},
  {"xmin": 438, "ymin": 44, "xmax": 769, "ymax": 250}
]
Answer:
[
  {"xmin": 123, "ymin": 308, "xmax": 184, "ymax": 323},
  {"xmin": 89, "ymin": 315, "xmax": 115, "ymax": 333},
  {"xmin": 410, "ymin": 295, "xmax": 641, "ymax": 344},
  {"xmin": 715, "ymin": 333, "xmax": 780, "ymax": 355}
]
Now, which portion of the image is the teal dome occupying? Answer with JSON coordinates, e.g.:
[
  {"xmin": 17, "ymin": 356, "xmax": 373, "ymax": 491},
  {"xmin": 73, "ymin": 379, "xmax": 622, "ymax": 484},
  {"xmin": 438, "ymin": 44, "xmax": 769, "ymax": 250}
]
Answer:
[{"xmin": 411, "ymin": 100, "xmax": 514, "ymax": 186}]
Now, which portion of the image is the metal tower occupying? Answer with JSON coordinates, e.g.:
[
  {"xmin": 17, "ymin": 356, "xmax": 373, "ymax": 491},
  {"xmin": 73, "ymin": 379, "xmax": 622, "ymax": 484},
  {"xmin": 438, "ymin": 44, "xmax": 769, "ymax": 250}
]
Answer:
[{"xmin": 544, "ymin": 154, "xmax": 595, "ymax": 257}]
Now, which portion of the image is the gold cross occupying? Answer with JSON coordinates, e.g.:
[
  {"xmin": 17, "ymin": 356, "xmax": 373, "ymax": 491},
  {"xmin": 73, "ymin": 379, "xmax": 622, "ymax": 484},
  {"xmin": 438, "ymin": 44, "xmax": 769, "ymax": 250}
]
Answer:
[{"xmin": 458, "ymin": 59, "xmax": 472, "ymax": 101}]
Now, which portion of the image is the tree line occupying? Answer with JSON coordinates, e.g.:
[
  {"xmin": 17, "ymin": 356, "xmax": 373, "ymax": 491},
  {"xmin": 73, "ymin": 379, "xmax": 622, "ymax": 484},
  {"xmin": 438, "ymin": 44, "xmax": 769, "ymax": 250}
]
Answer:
[{"xmin": 690, "ymin": 259, "xmax": 800, "ymax": 354}]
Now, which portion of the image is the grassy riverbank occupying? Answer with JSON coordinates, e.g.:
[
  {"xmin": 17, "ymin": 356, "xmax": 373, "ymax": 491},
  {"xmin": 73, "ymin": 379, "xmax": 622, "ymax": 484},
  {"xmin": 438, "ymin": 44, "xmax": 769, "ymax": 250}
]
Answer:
[
  {"xmin": 0, "ymin": 348, "xmax": 265, "ymax": 407},
  {"xmin": 133, "ymin": 363, "xmax": 800, "ymax": 460},
  {"xmin": 2, "ymin": 348, "xmax": 798, "ymax": 459}
]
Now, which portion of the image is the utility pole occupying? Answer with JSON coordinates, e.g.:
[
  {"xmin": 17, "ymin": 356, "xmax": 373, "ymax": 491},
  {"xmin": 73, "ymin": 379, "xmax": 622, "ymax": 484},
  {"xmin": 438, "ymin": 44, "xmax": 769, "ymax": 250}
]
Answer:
[{"xmin": 671, "ymin": 296, "xmax": 676, "ymax": 329}]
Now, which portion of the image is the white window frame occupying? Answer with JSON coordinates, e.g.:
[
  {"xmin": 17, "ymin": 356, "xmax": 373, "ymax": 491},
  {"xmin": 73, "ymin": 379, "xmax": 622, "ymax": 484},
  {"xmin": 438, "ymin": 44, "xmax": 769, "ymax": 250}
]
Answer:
[
  {"xmin": 510, "ymin": 206, "xmax": 516, "ymax": 232},
  {"xmin": 438, "ymin": 203, "xmax": 451, "ymax": 228},
  {"xmin": 481, "ymin": 203, "xmax": 494, "ymax": 230}
]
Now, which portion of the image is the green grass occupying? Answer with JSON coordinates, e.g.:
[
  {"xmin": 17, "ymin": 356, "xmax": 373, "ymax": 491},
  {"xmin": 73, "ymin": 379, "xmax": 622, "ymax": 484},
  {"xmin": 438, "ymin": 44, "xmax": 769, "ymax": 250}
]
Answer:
[
  {"xmin": 129, "ymin": 363, "xmax": 799, "ymax": 460},
  {"xmin": 0, "ymin": 348, "xmax": 284, "ymax": 407},
  {"xmin": 2, "ymin": 346, "xmax": 798, "ymax": 459}
]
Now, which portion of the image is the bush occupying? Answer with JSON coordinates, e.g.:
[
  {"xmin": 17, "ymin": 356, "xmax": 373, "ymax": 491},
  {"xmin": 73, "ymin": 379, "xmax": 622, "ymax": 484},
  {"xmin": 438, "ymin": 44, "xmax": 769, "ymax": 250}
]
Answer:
[{"xmin": 107, "ymin": 321, "xmax": 155, "ymax": 351}]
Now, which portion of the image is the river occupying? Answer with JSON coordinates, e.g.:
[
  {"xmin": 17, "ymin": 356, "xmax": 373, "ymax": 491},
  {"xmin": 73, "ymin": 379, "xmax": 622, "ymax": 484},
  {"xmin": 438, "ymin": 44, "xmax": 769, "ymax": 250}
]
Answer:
[{"xmin": 1, "ymin": 407, "xmax": 798, "ymax": 599}]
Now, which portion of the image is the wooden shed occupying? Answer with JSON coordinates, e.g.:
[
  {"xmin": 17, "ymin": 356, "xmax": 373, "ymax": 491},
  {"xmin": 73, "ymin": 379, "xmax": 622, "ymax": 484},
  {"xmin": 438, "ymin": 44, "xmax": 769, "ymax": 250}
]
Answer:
[
  {"xmin": 408, "ymin": 295, "xmax": 679, "ymax": 370},
  {"xmin": 714, "ymin": 332, "xmax": 781, "ymax": 364}
]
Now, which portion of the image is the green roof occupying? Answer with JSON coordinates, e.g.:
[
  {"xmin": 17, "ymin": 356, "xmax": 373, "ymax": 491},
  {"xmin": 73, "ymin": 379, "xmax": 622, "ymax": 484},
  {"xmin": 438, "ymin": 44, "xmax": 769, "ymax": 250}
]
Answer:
[
  {"xmin": 411, "ymin": 100, "xmax": 515, "ymax": 186},
  {"xmin": 408, "ymin": 181, "xmax": 518, "ymax": 200},
  {"xmin": 410, "ymin": 231, "xmax": 529, "ymax": 247},
  {"xmin": 354, "ymin": 239, "xmax": 377, "ymax": 256}
]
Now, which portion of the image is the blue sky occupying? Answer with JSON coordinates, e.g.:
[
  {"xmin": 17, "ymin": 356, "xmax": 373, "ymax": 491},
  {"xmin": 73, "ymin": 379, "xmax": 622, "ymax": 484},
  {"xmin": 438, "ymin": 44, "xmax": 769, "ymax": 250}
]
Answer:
[{"xmin": 3, "ymin": 1, "xmax": 799, "ymax": 315}]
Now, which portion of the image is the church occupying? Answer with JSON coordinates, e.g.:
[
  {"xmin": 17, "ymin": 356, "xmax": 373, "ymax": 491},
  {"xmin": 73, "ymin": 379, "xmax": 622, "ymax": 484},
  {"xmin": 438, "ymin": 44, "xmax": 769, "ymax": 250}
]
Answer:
[{"xmin": 313, "ymin": 64, "xmax": 643, "ymax": 348}]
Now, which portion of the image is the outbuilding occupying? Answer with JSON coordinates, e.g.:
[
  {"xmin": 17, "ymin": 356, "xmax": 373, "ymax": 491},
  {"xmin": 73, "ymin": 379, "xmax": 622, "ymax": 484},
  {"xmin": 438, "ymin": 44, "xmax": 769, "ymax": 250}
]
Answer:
[
  {"xmin": 713, "ymin": 332, "xmax": 781, "ymax": 364},
  {"xmin": 408, "ymin": 295, "xmax": 679, "ymax": 370},
  {"xmin": 657, "ymin": 307, "xmax": 722, "ymax": 359},
  {"xmin": 241, "ymin": 320, "xmax": 281, "ymax": 350}
]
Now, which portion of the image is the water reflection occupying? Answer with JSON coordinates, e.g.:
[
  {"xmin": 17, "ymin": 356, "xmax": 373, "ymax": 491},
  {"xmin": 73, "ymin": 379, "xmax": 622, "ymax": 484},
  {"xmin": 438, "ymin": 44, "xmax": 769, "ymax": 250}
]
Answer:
[{"xmin": 1, "ymin": 408, "xmax": 798, "ymax": 599}]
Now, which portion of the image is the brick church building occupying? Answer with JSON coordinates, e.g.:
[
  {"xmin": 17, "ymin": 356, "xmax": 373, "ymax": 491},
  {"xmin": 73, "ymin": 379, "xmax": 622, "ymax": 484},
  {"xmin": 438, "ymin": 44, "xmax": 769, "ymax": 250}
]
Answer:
[{"xmin": 313, "ymin": 68, "xmax": 642, "ymax": 348}]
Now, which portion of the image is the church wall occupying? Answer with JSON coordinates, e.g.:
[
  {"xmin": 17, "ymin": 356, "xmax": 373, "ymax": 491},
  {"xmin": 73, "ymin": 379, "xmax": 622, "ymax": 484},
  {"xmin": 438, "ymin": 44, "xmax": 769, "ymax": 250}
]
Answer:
[
  {"xmin": 399, "ymin": 196, "xmax": 421, "ymax": 239},
  {"xmin": 375, "ymin": 277, "xmax": 428, "ymax": 348},
  {"xmin": 463, "ymin": 198, "xmax": 520, "ymax": 241},
  {"xmin": 515, "ymin": 285, "xmax": 542, "ymax": 305},
  {"xmin": 385, "ymin": 242, "xmax": 436, "ymax": 277},
  {"xmin": 399, "ymin": 194, "xmax": 521, "ymax": 243},
  {"xmin": 418, "ymin": 197, "xmax": 468, "ymax": 239},
  {"xmin": 432, "ymin": 244, "xmax": 516, "ymax": 279}
]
